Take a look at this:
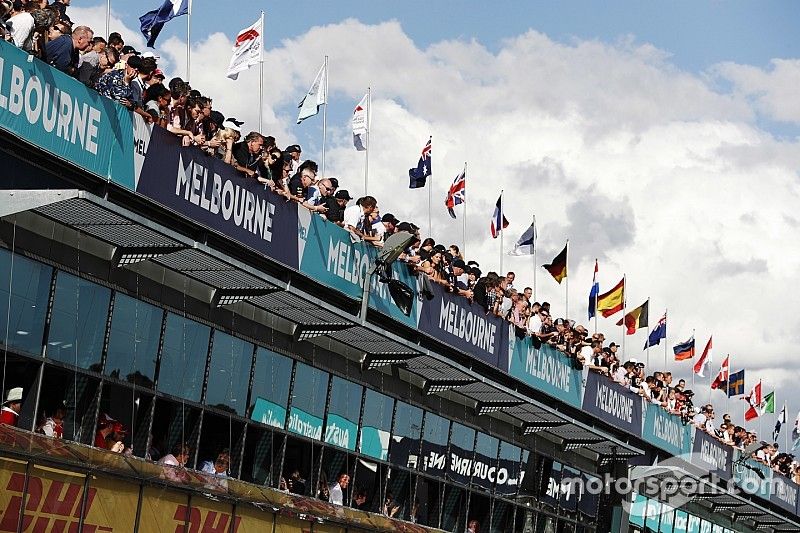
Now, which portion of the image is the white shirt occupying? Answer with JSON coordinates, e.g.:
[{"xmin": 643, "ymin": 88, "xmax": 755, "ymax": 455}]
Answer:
[
  {"xmin": 692, "ymin": 413, "xmax": 707, "ymax": 427},
  {"xmin": 343, "ymin": 205, "xmax": 365, "ymax": 230},
  {"xmin": 527, "ymin": 315, "xmax": 542, "ymax": 335},
  {"xmin": 329, "ymin": 482, "xmax": 344, "ymax": 505},
  {"xmin": 8, "ymin": 12, "xmax": 34, "ymax": 47},
  {"xmin": 158, "ymin": 454, "xmax": 181, "ymax": 466}
]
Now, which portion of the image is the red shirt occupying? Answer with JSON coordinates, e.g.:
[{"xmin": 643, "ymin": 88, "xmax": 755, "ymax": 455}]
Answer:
[
  {"xmin": 94, "ymin": 430, "xmax": 109, "ymax": 449},
  {"xmin": 0, "ymin": 407, "xmax": 19, "ymax": 426}
]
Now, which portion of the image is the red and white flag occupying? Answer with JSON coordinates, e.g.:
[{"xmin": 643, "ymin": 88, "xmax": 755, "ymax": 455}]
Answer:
[
  {"xmin": 226, "ymin": 14, "xmax": 264, "ymax": 80},
  {"xmin": 744, "ymin": 380, "xmax": 762, "ymax": 421},
  {"xmin": 710, "ymin": 355, "xmax": 729, "ymax": 390},
  {"xmin": 352, "ymin": 93, "xmax": 369, "ymax": 151},
  {"xmin": 693, "ymin": 336, "xmax": 712, "ymax": 377}
]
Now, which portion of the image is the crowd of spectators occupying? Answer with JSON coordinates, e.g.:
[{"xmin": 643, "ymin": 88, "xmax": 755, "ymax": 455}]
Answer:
[{"xmin": 2, "ymin": 0, "xmax": 797, "ymax": 493}]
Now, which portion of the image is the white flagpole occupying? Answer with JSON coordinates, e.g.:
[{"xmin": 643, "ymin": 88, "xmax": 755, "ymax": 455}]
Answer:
[
  {"xmin": 186, "ymin": 0, "xmax": 192, "ymax": 83},
  {"xmin": 645, "ymin": 297, "xmax": 650, "ymax": 368},
  {"xmin": 462, "ymin": 162, "xmax": 467, "ymax": 256},
  {"xmin": 532, "ymin": 215, "xmax": 537, "ymax": 301},
  {"xmin": 784, "ymin": 402, "xmax": 788, "ymax": 452},
  {"xmin": 364, "ymin": 87, "xmax": 371, "ymax": 196},
  {"xmin": 663, "ymin": 308, "xmax": 668, "ymax": 370},
  {"xmin": 499, "ymin": 190, "xmax": 504, "ymax": 275},
  {"xmin": 321, "ymin": 55, "xmax": 329, "ymax": 177},
  {"xmin": 621, "ymin": 274, "xmax": 626, "ymax": 358},
  {"xmin": 105, "ymin": 0, "xmax": 111, "ymax": 39},
  {"xmin": 258, "ymin": 12, "xmax": 265, "ymax": 133},
  {"xmin": 725, "ymin": 353, "xmax": 731, "ymax": 416},
  {"xmin": 564, "ymin": 239, "xmax": 569, "ymax": 320},
  {"xmin": 427, "ymin": 136, "xmax": 432, "ymax": 238},
  {"xmin": 690, "ymin": 328, "xmax": 695, "ymax": 390}
]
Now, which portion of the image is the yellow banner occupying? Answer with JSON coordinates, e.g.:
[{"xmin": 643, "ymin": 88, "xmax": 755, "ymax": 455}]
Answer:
[
  {"xmin": 0, "ymin": 457, "xmax": 27, "ymax": 531},
  {"xmin": 274, "ymin": 513, "xmax": 313, "ymax": 533},
  {"xmin": 138, "ymin": 485, "xmax": 189, "ymax": 532},
  {"xmin": 235, "ymin": 504, "xmax": 275, "ymax": 533},
  {"xmin": 86, "ymin": 474, "xmax": 140, "ymax": 531}
]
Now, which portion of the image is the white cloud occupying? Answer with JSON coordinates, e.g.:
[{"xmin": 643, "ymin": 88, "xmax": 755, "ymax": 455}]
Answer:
[{"xmin": 68, "ymin": 10, "xmax": 800, "ymax": 429}]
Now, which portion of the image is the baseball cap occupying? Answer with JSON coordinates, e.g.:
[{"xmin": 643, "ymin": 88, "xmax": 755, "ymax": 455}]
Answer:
[
  {"xmin": 334, "ymin": 190, "xmax": 352, "ymax": 200},
  {"xmin": 285, "ymin": 144, "xmax": 301, "ymax": 153}
]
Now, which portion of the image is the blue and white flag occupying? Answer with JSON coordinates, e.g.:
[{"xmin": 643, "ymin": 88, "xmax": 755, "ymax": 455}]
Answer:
[
  {"xmin": 509, "ymin": 219, "xmax": 536, "ymax": 256},
  {"xmin": 408, "ymin": 137, "xmax": 431, "ymax": 188},
  {"xmin": 588, "ymin": 259, "xmax": 599, "ymax": 319},
  {"xmin": 297, "ymin": 60, "xmax": 328, "ymax": 123},
  {"xmin": 140, "ymin": 0, "xmax": 189, "ymax": 48}
]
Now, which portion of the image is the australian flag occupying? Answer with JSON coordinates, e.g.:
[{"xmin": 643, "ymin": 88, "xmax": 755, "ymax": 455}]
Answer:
[
  {"xmin": 445, "ymin": 169, "xmax": 465, "ymax": 218},
  {"xmin": 644, "ymin": 312, "xmax": 667, "ymax": 349},
  {"xmin": 140, "ymin": 0, "xmax": 189, "ymax": 48},
  {"xmin": 409, "ymin": 137, "xmax": 431, "ymax": 188}
]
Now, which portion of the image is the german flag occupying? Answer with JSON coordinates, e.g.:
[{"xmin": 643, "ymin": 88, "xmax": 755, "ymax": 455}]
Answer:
[
  {"xmin": 616, "ymin": 300, "xmax": 649, "ymax": 335},
  {"xmin": 596, "ymin": 278, "xmax": 624, "ymax": 317},
  {"xmin": 673, "ymin": 336, "xmax": 695, "ymax": 361},
  {"xmin": 542, "ymin": 244, "xmax": 567, "ymax": 284}
]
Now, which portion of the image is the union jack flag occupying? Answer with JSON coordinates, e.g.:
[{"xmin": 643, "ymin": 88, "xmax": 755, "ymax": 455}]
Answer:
[{"xmin": 445, "ymin": 168, "xmax": 465, "ymax": 218}]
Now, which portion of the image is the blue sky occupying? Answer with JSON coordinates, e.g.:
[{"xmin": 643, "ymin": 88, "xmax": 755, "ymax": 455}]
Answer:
[{"xmin": 103, "ymin": 0, "xmax": 800, "ymax": 74}]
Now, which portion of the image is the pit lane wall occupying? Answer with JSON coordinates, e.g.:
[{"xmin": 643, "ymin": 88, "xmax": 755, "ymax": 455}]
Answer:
[{"xmin": 3, "ymin": 39, "xmax": 800, "ymax": 521}]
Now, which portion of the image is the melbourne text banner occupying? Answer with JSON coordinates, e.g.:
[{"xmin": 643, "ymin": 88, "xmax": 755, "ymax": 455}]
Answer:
[
  {"xmin": 690, "ymin": 429, "xmax": 732, "ymax": 481},
  {"xmin": 506, "ymin": 336, "xmax": 584, "ymax": 408},
  {"xmin": 417, "ymin": 282, "xmax": 509, "ymax": 368},
  {"xmin": 641, "ymin": 402, "xmax": 693, "ymax": 456},
  {"xmin": 136, "ymin": 125, "xmax": 299, "ymax": 267},
  {"xmin": 0, "ymin": 40, "xmax": 134, "ymax": 188},
  {"xmin": 582, "ymin": 371, "xmax": 643, "ymax": 437}
]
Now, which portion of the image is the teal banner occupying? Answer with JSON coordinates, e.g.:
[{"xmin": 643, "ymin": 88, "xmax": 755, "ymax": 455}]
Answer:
[
  {"xmin": 287, "ymin": 406, "xmax": 323, "ymax": 440},
  {"xmin": 359, "ymin": 426, "xmax": 390, "ymax": 460},
  {"xmin": 507, "ymin": 336, "xmax": 583, "ymax": 407},
  {"xmin": 642, "ymin": 402, "xmax": 693, "ymax": 456},
  {"xmin": 297, "ymin": 211, "xmax": 417, "ymax": 326},
  {"xmin": 250, "ymin": 397, "xmax": 287, "ymax": 430},
  {"xmin": 0, "ymin": 40, "xmax": 134, "ymax": 188},
  {"xmin": 324, "ymin": 413, "xmax": 359, "ymax": 451},
  {"xmin": 732, "ymin": 453, "xmax": 771, "ymax": 500}
]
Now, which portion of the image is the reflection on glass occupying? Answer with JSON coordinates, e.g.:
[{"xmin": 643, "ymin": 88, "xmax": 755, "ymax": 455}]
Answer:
[
  {"xmin": 389, "ymin": 401, "xmax": 423, "ymax": 469},
  {"xmin": 325, "ymin": 376, "xmax": 362, "ymax": 451},
  {"xmin": 421, "ymin": 412, "xmax": 450, "ymax": 476},
  {"xmin": 0, "ymin": 249, "xmax": 51, "ymax": 355},
  {"xmin": 287, "ymin": 362, "xmax": 328, "ymax": 441},
  {"xmin": 359, "ymin": 389, "xmax": 393, "ymax": 461},
  {"xmin": 105, "ymin": 293, "xmax": 162, "ymax": 387},
  {"xmin": 448, "ymin": 422, "xmax": 475, "ymax": 485},
  {"xmin": 47, "ymin": 272, "xmax": 111, "ymax": 371},
  {"xmin": 497, "ymin": 441, "xmax": 522, "ymax": 497},
  {"xmin": 473, "ymin": 432, "xmax": 499, "ymax": 491},
  {"xmin": 157, "ymin": 313, "xmax": 211, "ymax": 402},
  {"xmin": 206, "ymin": 331, "xmax": 253, "ymax": 415},
  {"xmin": 249, "ymin": 348, "xmax": 293, "ymax": 429}
]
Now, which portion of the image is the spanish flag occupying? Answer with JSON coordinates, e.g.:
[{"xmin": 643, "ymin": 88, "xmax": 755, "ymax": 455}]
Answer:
[
  {"xmin": 542, "ymin": 244, "xmax": 568, "ymax": 284},
  {"xmin": 596, "ymin": 278, "xmax": 624, "ymax": 317},
  {"xmin": 616, "ymin": 299, "xmax": 649, "ymax": 335}
]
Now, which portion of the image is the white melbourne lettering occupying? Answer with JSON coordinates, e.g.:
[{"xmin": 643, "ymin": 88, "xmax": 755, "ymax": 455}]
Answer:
[
  {"xmin": 287, "ymin": 412, "xmax": 322, "ymax": 439},
  {"xmin": 0, "ymin": 58, "xmax": 101, "ymax": 155},
  {"xmin": 653, "ymin": 414, "xmax": 682, "ymax": 449},
  {"xmin": 595, "ymin": 382, "xmax": 633, "ymax": 423},
  {"xmin": 175, "ymin": 154, "xmax": 274, "ymax": 241},
  {"xmin": 524, "ymin": 345, "xmax": 571, "ymax": 393},
  {"xmin": 438, "ymin": 299, "xmax": 497, "ymax": 353},
  {"xmin": 700, "ymin": 439, "xmax": 727, "ymax": 470},
  {"xmin": 775, "ymin": 477, "xmax": 797, "ymax": 505}
]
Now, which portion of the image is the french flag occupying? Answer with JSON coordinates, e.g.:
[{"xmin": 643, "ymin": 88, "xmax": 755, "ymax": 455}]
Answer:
[{"xmin": 490, "ymin": 195, "xmax": 509, "ymax": 238}]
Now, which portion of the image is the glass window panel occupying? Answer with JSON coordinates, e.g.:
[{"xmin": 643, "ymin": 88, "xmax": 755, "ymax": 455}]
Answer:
[
  {"xmin": 673, "ymin": 510, "xmax": 689, "ymax": 533},
  {"xmin": 359, "ymin": 389, "xmax": 393, "ymax": 461},
  {"xmin": 441, "ymin": 483, "xmax": 467, "ymax": 531},
  {"xmin": 389, "ymin": 401, "xmax": 423, "ymax": 469},
  {"xmin": 0, "ymin": 248, "xmax": 51, "ymax": 355},
  {"xmin": 421, "ymin": 412, "xmax": 450, "ymax": 478},
  {"xmin": 324, "ymin": 376, "xmax": 362, "ymax": 451},
  {"xmin": 448, "ymin": 422, "xmax": 475, "ymax": 486},
  {"xmin": 206, "ymin": 331, "xmax": 253, "ymax": 416},
  {"xmin": 157, "ymin": 313, "xmax": 210, "ymax": 402},
  {"xmin": 47, "ymin": 272, "xmax": 110, "ymax": 371},
  {"xmin": 645, "ymin": 497, "xmax": 661, "ymax": 530},
  {"xmin": 472, "ymin": 432, "xmax": 499, "ymax": 491},
  {"xmin": 287, "ymin": 362, "xmax": 328, "ymax": 440},
  {"xmin": 104, "ymin": 293, "xmax": 161, "ymax": 387},
  {"xmin": 249, "ymin": 347, "xmax": 293, "ymax": 429},
  {"xmin": 497, "ymin": 441, "xmax": 522, "ymax": 497}
]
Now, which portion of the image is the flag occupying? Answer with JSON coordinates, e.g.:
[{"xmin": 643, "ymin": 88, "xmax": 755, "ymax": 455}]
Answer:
[
  {"xmin": 693, "ymin": 336, "xmax": 712, "ymax": 377},
  {"xmin": 710, "ymin": 355, "xmax": 729, "ymax": 390},
  {"xmin": 542, "ymin": 244, "xmax": 568, "ymax": 284},
  {"xmin": 225, "ymin": 14, "xmax": 264, "ymax": 80},
  {"xmin": 444, "ymin": 169, "xmax": 465, "ymax": 218},
  {"xmin": 490, "ymin": 195, "xmax": 509, "ymax": 238},
  {"xmin": 296, "ymin": 61, "xmax": 328, "ymax": 123},
  {"xmin": 673, "ymin": 336, "xmax": 695, "ymax": 361},
  {"xmin": 596, "ymin": 278, "xmax": 625, "ymax": 317},
  {"xmin": 760, "ymin": 391, "xmax": 775, "ymax": 415},
  {"xmin": 616, "ymin": 299, "xmax": 649, "ymax": 335},
  {"xmin": 644, "ymin": 312, "xmax": 667, "ymax": 349},
  {"xmin": 792, "ymin": 411, "xmax": 800, "ymax": 450},
  {"xmin": 744, "ymin": 380, "xmax": 762, "ymax": 421},
  {"xmin": 352, "ymin": 93, "xmax": 369, "ymax": 151},
  {"xmin": 726, "ymin": 369, "xmax": 745, "ymax": 397},
  {"xmin": 408, "ymin": 138, "xmax": 432, "ymax": 188},
  {"xmin": 509, "ymin": 220, "xmax": 536, "ymax": 256},
  {"xmin": 139, "ymin": 0, "xmax": 189, "ymax": 48},
  {"xmin": 588, "ymin": 260, "xmax": 599, "ymax": 320},
  {"xmin": 774, "ymin": 403, "xmax": 786, "ymax": 442}
]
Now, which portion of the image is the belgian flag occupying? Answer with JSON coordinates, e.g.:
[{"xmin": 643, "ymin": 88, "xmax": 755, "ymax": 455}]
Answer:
[
  {"xmin": 542, "ymin": 244, "xmax": 568, "ymax": 284},
  {"xmin": 616, "ymin": 300, "xmax": 649, "ymax": 335}
]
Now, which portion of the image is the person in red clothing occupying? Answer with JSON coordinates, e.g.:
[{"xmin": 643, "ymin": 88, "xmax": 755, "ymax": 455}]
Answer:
[
  {"xmin": 94, "ymin": 413, "xmax": 126, "ymax": 451},
  {"xmin": 0, "ymin": 387, "xmax": 23, "ymax": 426}
]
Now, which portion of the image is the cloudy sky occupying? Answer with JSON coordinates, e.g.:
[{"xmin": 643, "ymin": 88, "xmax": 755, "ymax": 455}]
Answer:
[{"xmin": 70, "ymin": 1, "xmax": 800, "ymax": 432}]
